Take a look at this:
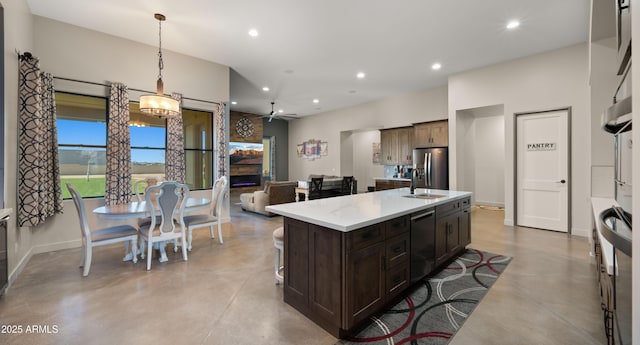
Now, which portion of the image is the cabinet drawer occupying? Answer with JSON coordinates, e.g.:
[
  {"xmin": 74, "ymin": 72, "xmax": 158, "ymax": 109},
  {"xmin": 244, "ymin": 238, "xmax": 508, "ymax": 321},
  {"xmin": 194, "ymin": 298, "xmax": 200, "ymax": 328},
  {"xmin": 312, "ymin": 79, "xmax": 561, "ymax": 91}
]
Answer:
[
  {"xmin": 386, "ymin": 263, "xmax": 410, "ymax": 298},
  {"xmin": 436, "ymin": 200, "xmax": 460, "ymax": 216},
  {"xmin": 346, "ymin": 224, "xmax": 385, "ymax": 252},
  {"xmin": 436, "ymin": 197, "xmax": 470, "ymax": 216},
  {"xmin": 385, "ymin": 215, "xmax": 409, "ymax": 237},
  {"xmin": 386, "ymin": 234, "xmax": 409, "ymax": 268}
]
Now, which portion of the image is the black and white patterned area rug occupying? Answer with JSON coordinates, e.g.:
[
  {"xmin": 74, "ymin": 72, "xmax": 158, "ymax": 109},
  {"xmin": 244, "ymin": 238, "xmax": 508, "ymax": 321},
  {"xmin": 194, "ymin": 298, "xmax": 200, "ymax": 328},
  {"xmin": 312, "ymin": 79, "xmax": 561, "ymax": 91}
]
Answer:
[{"xmin": 336, "ymin": 249, "xmax": 512, "ymax": 345}]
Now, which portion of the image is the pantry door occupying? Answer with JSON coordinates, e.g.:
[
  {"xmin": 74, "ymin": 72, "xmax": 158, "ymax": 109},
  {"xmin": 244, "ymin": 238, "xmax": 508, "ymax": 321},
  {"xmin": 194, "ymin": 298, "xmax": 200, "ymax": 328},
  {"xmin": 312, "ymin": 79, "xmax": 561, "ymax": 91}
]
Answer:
[{"xmin": 516, "ymin": 109, "xmax": 570, "ymax": 233}]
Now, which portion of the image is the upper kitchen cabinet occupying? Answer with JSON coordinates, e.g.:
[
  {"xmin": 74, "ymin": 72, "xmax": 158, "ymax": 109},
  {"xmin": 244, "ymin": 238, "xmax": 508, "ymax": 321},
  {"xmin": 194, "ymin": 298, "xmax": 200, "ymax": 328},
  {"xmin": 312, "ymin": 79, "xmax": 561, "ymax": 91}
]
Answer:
[
  {"xmin": 380, "ymin": 127, "xmax": 413, "ymax": 165},
  {"xmin": 413, "ymin": 120, "xmax": 448, "ymax": 148}
]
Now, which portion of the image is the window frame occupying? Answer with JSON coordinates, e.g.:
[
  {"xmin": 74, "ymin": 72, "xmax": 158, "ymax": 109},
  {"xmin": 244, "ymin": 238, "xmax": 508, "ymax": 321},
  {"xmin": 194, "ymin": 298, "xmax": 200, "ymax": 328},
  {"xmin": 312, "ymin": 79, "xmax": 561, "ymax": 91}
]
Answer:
[{"xmin": 56, "ymin": 91, "xmax": 216, "ymax": 199}]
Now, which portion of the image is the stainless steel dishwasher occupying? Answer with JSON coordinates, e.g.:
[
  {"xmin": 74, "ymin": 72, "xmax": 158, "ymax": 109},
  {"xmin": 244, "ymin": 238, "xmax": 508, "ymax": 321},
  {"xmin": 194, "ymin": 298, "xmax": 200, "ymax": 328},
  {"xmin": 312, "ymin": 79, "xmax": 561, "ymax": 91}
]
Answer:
[{"xmin": 410, "ymin": 208, "xmax": 435, "ymax": 284}]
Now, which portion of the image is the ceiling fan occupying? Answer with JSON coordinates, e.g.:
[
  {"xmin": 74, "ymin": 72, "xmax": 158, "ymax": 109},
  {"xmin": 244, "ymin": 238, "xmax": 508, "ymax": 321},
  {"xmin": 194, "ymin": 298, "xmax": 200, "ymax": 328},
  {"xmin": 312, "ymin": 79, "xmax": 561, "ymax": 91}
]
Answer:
[{"xmin": 266, "ymin": 101, "xmax": 297, "ymax": 122}]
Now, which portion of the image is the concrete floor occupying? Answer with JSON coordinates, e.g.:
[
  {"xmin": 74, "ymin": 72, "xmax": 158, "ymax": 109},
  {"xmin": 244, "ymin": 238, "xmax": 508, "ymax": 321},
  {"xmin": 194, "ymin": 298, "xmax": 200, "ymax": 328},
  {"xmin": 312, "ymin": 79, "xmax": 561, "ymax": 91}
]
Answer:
[{"xmin": 0, "ymin": 198, "xmax": 606, "ymax": 345}]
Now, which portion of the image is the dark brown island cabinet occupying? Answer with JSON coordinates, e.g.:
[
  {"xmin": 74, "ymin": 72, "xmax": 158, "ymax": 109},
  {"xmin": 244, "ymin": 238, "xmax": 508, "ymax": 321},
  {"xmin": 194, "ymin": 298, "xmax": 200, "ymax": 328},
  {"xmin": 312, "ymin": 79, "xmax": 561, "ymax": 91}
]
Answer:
[{"xmin": 282, "ymin": 197, "xmax": 471, "ymax": 338}]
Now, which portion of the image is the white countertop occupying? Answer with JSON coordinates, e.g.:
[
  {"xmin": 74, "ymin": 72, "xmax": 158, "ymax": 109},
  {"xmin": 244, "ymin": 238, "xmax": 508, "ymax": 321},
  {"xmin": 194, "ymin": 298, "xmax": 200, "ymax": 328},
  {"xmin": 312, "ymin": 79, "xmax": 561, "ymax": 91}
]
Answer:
[
  {"xmin": 590, "ymin": 197, "xmax": 618, "ymax": 275},
  {"xmin": 266, "ymin": 188, "xmax": 471, "ymax": 232}
]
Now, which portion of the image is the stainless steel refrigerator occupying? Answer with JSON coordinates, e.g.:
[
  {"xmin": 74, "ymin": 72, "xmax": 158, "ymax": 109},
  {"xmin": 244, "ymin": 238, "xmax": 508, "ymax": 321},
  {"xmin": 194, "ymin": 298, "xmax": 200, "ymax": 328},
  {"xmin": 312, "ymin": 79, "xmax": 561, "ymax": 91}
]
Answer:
[{"xmin": 412, "ymin": 147, "xmax": 448, "ymax": 190}]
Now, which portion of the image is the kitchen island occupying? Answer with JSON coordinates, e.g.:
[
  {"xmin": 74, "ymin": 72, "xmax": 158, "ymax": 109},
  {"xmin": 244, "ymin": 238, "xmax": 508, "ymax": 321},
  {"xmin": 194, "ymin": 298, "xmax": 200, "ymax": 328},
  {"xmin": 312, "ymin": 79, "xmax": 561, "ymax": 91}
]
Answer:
[{"xmin": 266, "ymin": 188, "xmax": 472, "ymax": 338}]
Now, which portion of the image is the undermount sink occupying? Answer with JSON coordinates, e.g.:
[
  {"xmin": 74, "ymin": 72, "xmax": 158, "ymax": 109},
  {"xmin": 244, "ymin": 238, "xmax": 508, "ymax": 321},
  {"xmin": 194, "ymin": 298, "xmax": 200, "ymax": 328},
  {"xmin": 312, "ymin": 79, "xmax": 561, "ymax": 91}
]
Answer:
[{"xmin": 403, "ymin": 193, "xmax": 446, "ymax": 200}]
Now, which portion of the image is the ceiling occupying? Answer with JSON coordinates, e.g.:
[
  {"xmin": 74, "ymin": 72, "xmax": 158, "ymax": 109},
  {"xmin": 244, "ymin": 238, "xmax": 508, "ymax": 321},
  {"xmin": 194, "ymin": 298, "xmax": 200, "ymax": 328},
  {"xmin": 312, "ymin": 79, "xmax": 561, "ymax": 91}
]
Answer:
[{"xmin": 26, "ymin": 0, "xmax": 591, "ymax": 119}]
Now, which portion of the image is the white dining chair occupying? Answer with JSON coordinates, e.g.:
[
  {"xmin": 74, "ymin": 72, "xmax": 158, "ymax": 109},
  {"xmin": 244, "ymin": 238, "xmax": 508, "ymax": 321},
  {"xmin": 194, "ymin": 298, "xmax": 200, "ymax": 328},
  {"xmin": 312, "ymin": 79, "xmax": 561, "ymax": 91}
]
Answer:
[
  {"xmin": 133, "ymin": 176, "xmax": 163, "ymax": 202},
  {"xmin": 183, "ymin": 176, "xmax": 227, "ymax": 250},
  {"xmin": 67, "ymin": 183, "xmax": 139, "ymax": 276},
  {"xmin": 134, "ymin": 176, "xmax": 164, "ymax": 228},
  {"xmin": 138, "ymin": 181, "xmax": 189, "ymax": 270}
]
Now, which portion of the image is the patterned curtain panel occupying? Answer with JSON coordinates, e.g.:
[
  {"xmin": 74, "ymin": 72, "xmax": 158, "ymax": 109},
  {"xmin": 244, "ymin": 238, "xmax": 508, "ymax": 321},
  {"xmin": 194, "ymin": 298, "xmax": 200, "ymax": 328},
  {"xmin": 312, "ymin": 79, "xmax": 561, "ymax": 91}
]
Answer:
[
  {"xmin": 17, "ymin": 54, "xmax": 63, "ymax": 227},
  {"xmin": 165, "ymin": 92, "xmax": 185, "ymax": 183},
  {"xmin": 214, "ymin": 103, "xmax": 227, "ymax": 179},
  {"xmin": 41, "ymin": 73, "xmax": 64, "ymax": 218},
  {"xmin": 104, "ymin": 83, "xmax": 131, "ymax": 206}
]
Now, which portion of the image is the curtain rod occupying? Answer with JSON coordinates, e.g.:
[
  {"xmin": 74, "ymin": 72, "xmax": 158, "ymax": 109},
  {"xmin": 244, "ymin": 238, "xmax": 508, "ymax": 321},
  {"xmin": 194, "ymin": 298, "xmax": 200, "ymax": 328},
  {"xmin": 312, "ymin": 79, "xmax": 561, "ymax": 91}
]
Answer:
[{"xmin": 52, "ymin": 76, "xmax": 224, "ymax": 106}]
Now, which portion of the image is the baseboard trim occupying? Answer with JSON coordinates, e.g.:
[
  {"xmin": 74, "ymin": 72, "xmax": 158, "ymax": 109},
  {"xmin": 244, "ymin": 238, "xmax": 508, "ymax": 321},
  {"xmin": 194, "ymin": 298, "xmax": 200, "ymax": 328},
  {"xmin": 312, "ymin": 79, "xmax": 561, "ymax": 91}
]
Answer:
[
  {"xmin": 571, "ymin": 227, "xmax": 589, "ymax": 238},
  {"xmin": 6, "ymin": 247, "xmax": 33, "ymax": 295},
  {"xmin": 475, "ymin": 200, "xmax": 505, "ymax": 208}
]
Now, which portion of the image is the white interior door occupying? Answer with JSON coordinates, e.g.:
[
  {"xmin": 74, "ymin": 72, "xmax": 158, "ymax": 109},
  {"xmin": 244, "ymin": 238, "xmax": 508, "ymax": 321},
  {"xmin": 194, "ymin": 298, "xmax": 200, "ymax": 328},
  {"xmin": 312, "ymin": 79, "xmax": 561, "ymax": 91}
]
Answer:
[{"xmin": 516, "ymin": 110, "xmax": 569, "ymax": 232}]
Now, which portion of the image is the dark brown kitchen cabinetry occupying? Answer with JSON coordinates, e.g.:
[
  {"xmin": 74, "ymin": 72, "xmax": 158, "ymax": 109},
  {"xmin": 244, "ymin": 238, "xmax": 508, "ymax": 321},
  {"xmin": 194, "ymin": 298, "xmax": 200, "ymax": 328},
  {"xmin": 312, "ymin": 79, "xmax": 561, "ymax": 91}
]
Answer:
[
  {"xmin": 344, "ymin": 216, "xmax": 410, "ymax": 329},
  {"xmin": 375, "ymin": 179, "xmax": 411, "ymax": 191},
  {"xmin": 284, "ymin": 218, "xmax": 342, "ymax": 331},
  {"xmin": 284, "ymin": 215, "xmax": 410, "ymax": 337},
  {"xmin": 380, "ymin": 127, "xmax": 413, "ymax": 165},
  {"xmin": 434, "ymin": 197, "xmax": 471, "ymax": 268},
  {"xmin": 413, "ymin": 120, "xmax": 448, "ymax": 148}
]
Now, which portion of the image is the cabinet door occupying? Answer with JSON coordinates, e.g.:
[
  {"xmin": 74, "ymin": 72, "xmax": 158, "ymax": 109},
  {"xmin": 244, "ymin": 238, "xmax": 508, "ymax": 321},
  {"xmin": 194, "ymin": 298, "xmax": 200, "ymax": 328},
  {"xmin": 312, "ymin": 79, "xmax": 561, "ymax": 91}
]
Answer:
[
  {"xmin": 346, "ymin": 242, "xmax": 385, "ymax": 328},
  {"xmin": 458, "ymin": 207, "xmax": 471, "ymax": 247},
  {"xmin": 430, "ymin": 121, "xmax": 449, "ymax": 147},
  {"xmin": 413, "ymin": 123, "xmax": 432, "ymax": 148},
  {"xmin": 308, "ymin": 225, "xmax": 342, "ymax": 327},
  {"xmin": 446, "ymin": 215, "xmax": 460, "ymax": 254},
  {"xmin": 397, "ymin": 127, "xmax": 413, "ymax": 165},
  {"xmin": 284, "ymin": 218, "xmax": 310, "ymax": 308},
  {"xmin": 380, "ymin": 130, "xmax": 397, "ymax": 165},
  {"xmin": 434, "ymin": 215, "xmax": 449, "ymax": 267}
]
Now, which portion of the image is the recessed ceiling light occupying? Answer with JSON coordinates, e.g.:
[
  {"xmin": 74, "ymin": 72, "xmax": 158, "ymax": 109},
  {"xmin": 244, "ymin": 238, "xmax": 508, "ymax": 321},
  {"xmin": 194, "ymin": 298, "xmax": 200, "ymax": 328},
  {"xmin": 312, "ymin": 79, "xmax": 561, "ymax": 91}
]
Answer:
[
  {"xmin": 248, "ymin": 29, "xmax": 259, "ymax": 37},
  {"xmin": 278, "ymin": 109, "xmax": 283, "ymax": 113},
  {"xmin": 231, "ymin": 101, "xmax": 237, "ymax": 105},
  {"xmin": 313, "ymin": 99, "xmax": 319, "ymax": 104},
  {"xmin": 431, "ymin": 63, "xmax": 442, "ymax": 70},
  {"xmin": 506, "ymin": 20, "xmax": 520, "ymax": 29},
  {"xmin": 356, "ymin": 72, "xmax": 366, "ymax": 79},
  {"xmin": 262, "ymin": 86, "xmax": 270, "ymax": 92}
]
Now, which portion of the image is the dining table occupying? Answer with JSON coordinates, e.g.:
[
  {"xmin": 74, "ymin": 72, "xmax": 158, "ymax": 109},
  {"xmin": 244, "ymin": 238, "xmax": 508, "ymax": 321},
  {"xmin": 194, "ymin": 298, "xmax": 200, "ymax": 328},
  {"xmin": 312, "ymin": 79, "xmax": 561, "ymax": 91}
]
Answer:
[{"xmin": 92, "ymin": 197, "xmax": 211, "ymax": 262}]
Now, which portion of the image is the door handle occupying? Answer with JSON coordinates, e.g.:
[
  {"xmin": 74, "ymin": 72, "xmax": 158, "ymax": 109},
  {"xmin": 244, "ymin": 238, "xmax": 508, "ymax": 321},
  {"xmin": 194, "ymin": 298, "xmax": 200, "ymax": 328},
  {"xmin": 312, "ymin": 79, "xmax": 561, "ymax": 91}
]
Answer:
[{"xmin": 557, "ymin": 180, "xmax": 566, "ymax": 184}]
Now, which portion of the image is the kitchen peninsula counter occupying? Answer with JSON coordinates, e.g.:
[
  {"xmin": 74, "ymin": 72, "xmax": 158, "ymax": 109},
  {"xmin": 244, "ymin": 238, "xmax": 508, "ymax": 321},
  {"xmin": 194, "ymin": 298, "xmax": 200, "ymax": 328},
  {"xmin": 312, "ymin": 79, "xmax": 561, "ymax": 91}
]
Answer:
[{"xmin": 266, "ymin": 188, "xmax": 472, "ymax": 338}]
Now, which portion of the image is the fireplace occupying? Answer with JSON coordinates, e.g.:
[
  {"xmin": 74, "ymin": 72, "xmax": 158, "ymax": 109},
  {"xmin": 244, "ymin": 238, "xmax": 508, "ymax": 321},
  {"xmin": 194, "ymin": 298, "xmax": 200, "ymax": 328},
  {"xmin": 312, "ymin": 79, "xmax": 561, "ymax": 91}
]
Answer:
[{"xmin": 230, "ymin": 174, "xmax": 261, "ymax": 188}]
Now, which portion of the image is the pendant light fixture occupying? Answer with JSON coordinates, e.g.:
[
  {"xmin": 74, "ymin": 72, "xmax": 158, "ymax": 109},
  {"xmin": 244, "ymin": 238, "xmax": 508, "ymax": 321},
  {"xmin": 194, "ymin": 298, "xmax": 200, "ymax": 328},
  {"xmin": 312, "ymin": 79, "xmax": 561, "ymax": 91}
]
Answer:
[{"xmin": 139, "ymin": 13, "xmax": 181, "ymax": 118}]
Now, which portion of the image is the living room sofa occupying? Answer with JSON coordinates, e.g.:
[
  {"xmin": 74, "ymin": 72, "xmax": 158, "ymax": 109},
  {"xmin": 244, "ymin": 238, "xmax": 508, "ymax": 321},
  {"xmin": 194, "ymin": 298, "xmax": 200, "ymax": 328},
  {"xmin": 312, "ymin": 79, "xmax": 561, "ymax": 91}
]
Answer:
[{"xmin": 239, "ymin": 181, "xmax": 298, "ymax": 216}]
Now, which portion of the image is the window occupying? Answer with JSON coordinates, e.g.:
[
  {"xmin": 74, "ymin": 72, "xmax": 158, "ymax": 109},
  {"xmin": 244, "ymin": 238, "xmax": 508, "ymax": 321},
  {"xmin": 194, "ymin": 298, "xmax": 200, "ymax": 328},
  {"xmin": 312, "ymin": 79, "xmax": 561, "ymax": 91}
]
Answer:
[
  {"xmin": 56, "ymin": 92, "xmax": 215, "ymax": 198},
  {"xmin": 183, "ymin": 108, "xmax": 214, "ymax": 189},
  {"xmin": 129, "ymin": 102, "xmax": 167, "ymax": 187},
  {"xmin": 57, "ymin": 92, "xmax": 108, "ymax": 199}
]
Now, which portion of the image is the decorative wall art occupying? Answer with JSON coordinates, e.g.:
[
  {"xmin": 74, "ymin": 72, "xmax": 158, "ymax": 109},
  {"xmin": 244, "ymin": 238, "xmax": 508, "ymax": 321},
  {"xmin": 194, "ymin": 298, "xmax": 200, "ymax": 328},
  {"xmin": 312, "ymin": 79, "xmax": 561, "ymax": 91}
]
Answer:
[
  {"xmin": 298, "ymin": 139, "xmax": 328, "ymax": 160},
  {"xmin": 372, "ymin": 142, "xmax": 381, "ymax": 164}
]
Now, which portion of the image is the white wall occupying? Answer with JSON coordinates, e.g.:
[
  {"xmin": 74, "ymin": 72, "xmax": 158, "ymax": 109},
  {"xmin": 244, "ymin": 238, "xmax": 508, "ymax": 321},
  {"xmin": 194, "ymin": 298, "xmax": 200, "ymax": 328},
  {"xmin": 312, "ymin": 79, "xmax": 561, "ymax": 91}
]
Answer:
[
  {"xmin": 339, "ymin": 131, "xmax": 354, "ymax": 177},
  {"xmin": 4, "ymin": 14, "xmax": 230, "ymax": 283},
  {"xmin": 350, "ymin": 130, "xmax": 384, "ymax": 192},
  {"xmin": 288, "ymin": 86, "xmax": 448, "ymax": 184},
  {"xmin": 448, "ymin": 43, "xmax": 591, "ymax": 236},
  {"xmin": 589, "ymin": 37, "xmax": 619, "ymax": 198},
  {"xmin": 456, "ymin": 106, "xmax": 505, "ymax": 207},
  {"xmin": 3, "ymin": 0, "xmax": 35, "ymax": 286},
  {"xmin": 456, "ymin": 110, "xmax": 476, "ymax": 201}
]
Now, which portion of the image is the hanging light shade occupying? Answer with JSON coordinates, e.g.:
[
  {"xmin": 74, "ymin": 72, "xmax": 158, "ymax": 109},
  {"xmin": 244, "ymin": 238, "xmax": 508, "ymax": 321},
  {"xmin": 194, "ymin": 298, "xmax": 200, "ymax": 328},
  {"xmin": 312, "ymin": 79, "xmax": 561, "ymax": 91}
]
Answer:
[{"xmin": 139, "ymin": 13, "xmax": 181, "ymax": 118}]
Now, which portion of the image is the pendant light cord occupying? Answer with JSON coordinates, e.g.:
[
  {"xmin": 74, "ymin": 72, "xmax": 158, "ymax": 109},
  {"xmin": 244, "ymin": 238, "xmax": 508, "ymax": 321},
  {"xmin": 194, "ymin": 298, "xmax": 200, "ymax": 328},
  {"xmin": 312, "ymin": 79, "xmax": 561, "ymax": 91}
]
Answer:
[{"xmin": 157, "ymin": 18, "xmax": 164, "ymax": 81}]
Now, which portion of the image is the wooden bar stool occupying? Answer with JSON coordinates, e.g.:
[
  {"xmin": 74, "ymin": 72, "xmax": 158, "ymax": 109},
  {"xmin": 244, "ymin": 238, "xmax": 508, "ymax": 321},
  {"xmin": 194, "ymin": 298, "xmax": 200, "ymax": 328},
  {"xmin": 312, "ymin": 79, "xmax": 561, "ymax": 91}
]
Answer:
[{"xmin": 273, "ymin": 227, "xmax": 284, "ymax": 284}]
